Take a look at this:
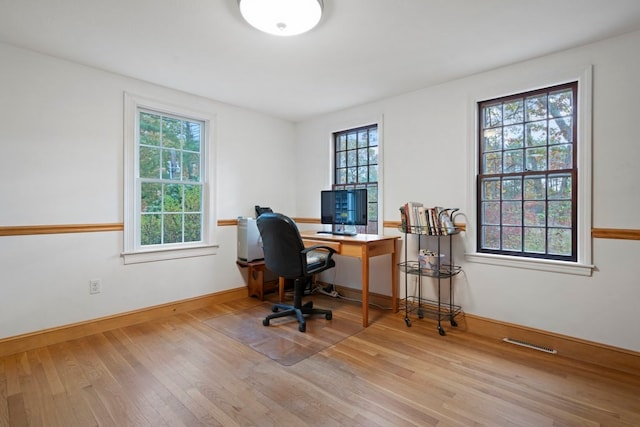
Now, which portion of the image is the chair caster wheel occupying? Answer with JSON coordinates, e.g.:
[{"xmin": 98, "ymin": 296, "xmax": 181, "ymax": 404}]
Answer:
[
  {"xmin": 405, "ymin": 318, "xmax": 412, "ymax": 327},
  {"xmin": 263, "ymin": 319, "xmax": 270, "ymax": 326},
  {"xmin": 451, "ymin": 319, "xmax": 458, "ymax": 327},
  {"xmin": 438, "ymin": 327, "xmax": 446, "ymax": 336},
  {"xmin": 298, "ymin": 323, "xmax": 306, "ymax": 332},
  {"xmin": 325, "ymin": 312, "xmax": 332, "ymax": 320}
]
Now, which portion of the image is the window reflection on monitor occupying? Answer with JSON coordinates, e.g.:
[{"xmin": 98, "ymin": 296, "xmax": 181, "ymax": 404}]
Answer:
[{"xmin": 320, "ymin": 189, "xmax": 367, "ymax": 235}]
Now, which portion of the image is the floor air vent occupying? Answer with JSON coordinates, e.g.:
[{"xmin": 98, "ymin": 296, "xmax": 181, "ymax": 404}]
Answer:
[{"xmin": 503, "ymin": 337, "xmax": 557, "ymax": 354}]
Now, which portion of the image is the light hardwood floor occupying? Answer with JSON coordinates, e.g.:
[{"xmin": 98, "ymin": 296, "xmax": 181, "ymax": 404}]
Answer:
[{"xmin": 1, "ymin": 294, "xmax": 639, "ymax": 426}]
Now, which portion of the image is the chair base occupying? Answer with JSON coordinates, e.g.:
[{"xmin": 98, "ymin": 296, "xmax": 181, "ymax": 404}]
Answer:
[{"xmin": 262, "ymin": 280, "xmax": 332, "ymax": 332}]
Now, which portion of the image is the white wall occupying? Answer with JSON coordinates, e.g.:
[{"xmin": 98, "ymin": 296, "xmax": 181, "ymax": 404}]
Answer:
[
  {"xmin": 0, "ymin": 42, "xmax": 296, "ymax": 339},
  {"xmin": 2, "ymin": 29, "xmax": 639, "ymax": 353},
  {"xmin": 295, "ymin": 30, "xmax": 640, "ymax": 352}
]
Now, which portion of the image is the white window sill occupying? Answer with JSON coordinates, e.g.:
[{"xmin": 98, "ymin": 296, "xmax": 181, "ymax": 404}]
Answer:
[
  {"xmin": 122, "ymin": 244, "xmax": 219, "ymax": 264},
  {"xmin": 464, "ymin": 252, "xmax": 594, "ymax": 276}
]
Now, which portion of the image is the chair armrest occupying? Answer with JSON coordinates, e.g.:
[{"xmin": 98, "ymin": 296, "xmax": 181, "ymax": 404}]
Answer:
[
  {"xmin": 301, "ymin": 245, "xmax": 337, "ymax": 256},
  {"xmin": 301, "ymin": 245, "xmax": 336, "ymax": 274}
]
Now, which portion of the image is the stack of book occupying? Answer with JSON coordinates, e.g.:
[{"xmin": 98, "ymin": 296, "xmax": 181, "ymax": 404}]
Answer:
[{"xmin": 399, "ymin": 202, "xmax": 458, "ymax": 235}]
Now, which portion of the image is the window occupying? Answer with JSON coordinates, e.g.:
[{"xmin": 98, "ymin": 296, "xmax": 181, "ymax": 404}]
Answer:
[
  {"xmin": 123, "ymin": 94, "xmax": 217, "ymax": 264},
  {"xmin": 478, "ymin": 82, "xmax": 577, "ymax": 262},
  {"xmin": 138, "ymin": 111, "xmax": 204, "ymax": 245},
  {"xmin": 333, "ymin": 124, "xmax": 378, "ymax": 234}
]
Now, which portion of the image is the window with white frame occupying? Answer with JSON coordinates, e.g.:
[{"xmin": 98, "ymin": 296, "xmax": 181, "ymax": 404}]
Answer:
[
  {"xmin": 467, "ymin": 67, "xmax": 593, "ymax": 276},
  {"xmin": 123, "ymin": 94, "xmax": 217, "ymax": 264}
]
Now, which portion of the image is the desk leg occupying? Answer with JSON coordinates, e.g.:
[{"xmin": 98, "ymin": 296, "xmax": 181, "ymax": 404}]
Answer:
[
  {"xmin": 361, "ymin": 245, "xmax": 370, "ymax": 327},
  {"xmin": 391, "ymin": 246, "xmax": 398, "ymax": 313},
  {"xmin": 278, "ymin": 277, "xmax": 285, "ymax": 303}
]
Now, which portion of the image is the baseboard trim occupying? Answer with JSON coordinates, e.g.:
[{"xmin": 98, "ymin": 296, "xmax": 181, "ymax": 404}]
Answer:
[
  {"xmin": 332, "ymin": 285, "xmax": 394, "ymax": 310},
  {"xmin": 0, "ymin": 287, "xmax": 246, "ymax": 358},
  {"xmin": 459, "ymin": 313, "xmax": 640, "ymax": 376},
  {"xmin": 330, "ymin": 285, "xmax": 640, "ymax": 376}
]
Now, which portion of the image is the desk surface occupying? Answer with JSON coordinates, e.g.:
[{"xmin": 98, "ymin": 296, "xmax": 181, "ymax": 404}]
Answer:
[{"xmin": 300, "ymin": 231, "xmax": 398, "ymax": 242}]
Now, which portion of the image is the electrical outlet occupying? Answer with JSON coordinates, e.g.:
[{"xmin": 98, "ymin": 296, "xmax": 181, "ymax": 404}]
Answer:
[{"xmin": 89, "ymin": 279, "xmax": 101, "ymax": 294}]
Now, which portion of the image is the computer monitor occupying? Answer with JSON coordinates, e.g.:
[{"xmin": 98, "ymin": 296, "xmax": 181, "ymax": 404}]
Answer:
[{"xmin": 320, "ymin": 189, "xmax": 368, "ymax": 228}]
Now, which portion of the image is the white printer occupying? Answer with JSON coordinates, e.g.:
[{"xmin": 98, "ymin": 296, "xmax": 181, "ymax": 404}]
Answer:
[{"xmin": 237, "ymin": 217, "xmax": 264, "ymax": 262}]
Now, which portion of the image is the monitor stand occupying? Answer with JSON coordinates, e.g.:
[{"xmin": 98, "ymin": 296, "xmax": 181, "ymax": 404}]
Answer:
[
  {"xmin": 317, "ymin": 224, "xmax": 357, "ymax": 236},
  {"xmin": 317, "ymin": 230, "xmax": 357, "ymax": 236}
]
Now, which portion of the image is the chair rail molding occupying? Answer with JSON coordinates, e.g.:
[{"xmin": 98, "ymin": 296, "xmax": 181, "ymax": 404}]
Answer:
[{"xmin": 2, "ymin": 222, "xmax": 639, "ymax": 241}]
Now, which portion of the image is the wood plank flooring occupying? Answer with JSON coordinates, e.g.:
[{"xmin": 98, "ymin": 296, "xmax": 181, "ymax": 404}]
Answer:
[{"xmin": 1, "ymin": 294, "xmax": 639, "ymax": 426}]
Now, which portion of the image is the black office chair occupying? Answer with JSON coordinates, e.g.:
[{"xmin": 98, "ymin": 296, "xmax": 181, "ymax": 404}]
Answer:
[
  {"xmin": 255, "ymin": 205, "xmax": 273, "ymax": 218},
  {"xmin": 256, "ymin": 213, "xmax": 336, "ymax": 332}
]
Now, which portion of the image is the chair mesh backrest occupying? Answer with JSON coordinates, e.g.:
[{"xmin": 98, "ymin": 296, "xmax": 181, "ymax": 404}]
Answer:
[{"xmin": 256, "ymin": 213, "xmax": 306, "ymax": 279}]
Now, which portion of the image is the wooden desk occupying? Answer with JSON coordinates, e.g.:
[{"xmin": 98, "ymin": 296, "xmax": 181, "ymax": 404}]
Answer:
[{"xmin": 300, "ymin": 232, "xmax": 400, "ymax": 327}]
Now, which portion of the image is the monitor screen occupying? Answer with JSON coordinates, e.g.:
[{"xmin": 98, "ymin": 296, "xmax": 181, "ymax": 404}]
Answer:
[{"xmin": 321, "ymin": 189, "xmax": 368, "ymax": 226}]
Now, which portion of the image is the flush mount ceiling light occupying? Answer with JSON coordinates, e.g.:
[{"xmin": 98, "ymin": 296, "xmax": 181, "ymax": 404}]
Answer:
[{"xmin": 238, "ymin": 0, "xmax": 323, "ymax": 36}]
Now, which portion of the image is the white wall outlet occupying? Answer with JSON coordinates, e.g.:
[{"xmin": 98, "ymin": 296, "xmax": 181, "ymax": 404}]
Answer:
[{"xmin": 89, "ymin": 279, "xmax": 102, "ymax": 294}]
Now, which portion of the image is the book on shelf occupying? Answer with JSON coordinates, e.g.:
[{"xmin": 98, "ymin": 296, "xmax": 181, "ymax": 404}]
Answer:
[
  {"xmin": 429, "ymin": 207, "xmax": 440, "ymax": 235},
  {"xmin": 399, "ymin": 203, "xmax": 459, "ymax": 235},
  {"xmin": 399, "ymin": 205, "xmax": 408, "ymax": 232},
  {"xmin": 417, "ymin": 206, "xmax": 429, "ymax": 234},
  {"xmin": 401, "ymin": 201, "xmax": 424, "ymax": 233}
]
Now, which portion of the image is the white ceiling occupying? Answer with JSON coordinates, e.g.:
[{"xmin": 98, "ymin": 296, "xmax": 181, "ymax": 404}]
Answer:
[{"xmin": 2, "ymin": 0, "xmax": 640, "ymax": 122}]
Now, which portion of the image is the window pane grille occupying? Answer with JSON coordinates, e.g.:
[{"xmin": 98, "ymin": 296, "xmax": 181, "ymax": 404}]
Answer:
[
  {"xmin": 333, "ymin": 124, "xmax": 379, "ymax": 234},
  {"xmin": 478, "ymin": 82, "xmax": 577, "ymax": 261},
  {"xmin": 138, "ymin": 109, "xmax": 204, "ymax": 246}
]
